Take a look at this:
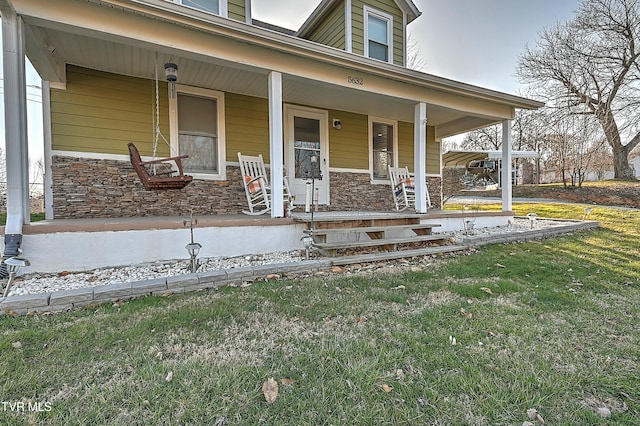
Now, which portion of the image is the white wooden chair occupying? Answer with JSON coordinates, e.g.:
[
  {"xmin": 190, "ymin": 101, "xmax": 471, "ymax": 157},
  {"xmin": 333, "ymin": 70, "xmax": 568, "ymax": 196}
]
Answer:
[
  {"xmin": 389, "ymin": 166, "xmax": 415, "ymax": 211},
  {"xmin": 238, "ymin": 152, "xmax": 294, "ymax": 215},
  {"xmin": 389, "ymin": 166, "xmax": 432, "ymax": 211}
]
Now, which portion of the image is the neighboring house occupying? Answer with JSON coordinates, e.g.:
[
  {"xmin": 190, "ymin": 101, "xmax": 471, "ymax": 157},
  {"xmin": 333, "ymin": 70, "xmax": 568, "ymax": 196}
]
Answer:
[{"xmin": 0, "ymin": 0, "xmax": 543, "ymax": 272}]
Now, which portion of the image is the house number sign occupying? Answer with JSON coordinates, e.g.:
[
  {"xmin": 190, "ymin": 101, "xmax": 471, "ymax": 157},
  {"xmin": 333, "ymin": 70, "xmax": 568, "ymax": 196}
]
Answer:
[{"xmin": 347, "ymin": 76, "xmax": 364, "ymax": 85}]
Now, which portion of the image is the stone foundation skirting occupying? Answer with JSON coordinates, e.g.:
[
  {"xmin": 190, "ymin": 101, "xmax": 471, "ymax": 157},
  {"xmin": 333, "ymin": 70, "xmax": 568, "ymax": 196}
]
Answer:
[{"xmin": 51, "ymin": 156, "xmax": 443, "ymax": 218}]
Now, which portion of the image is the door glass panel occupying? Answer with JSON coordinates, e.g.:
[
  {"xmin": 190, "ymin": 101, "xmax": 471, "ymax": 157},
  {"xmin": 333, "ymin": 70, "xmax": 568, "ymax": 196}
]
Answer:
[
  {"xmin": 294, "ymin": 116, "xmax": 321, "ymax": 179},
  {"xmin": 372, "ymin": 122, "xmax": 393, "ymax": 179}
]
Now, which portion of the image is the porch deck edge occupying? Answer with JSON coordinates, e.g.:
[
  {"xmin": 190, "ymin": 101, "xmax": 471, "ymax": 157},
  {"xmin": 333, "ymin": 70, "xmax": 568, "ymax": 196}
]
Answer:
[{"xmin": 10, "ymin": 215, "xmax": 295, "ymax": 235}]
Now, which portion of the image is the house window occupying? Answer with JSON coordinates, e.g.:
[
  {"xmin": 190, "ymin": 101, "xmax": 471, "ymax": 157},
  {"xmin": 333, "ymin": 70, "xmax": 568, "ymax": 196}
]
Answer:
[
  {"xmin": 175, "ymin": 0, "xmax": 219, "ymax": 14},
  {"xmin": 371, "ymin": 120, "xmax": 395, "ymax": 180},
  {"xmin": 364, "ymin": 7, "xmax": 393, "ymax": 63},
  {"xmin": 171, "ymin": 87, "xmax": 226, "ymax": 179}
]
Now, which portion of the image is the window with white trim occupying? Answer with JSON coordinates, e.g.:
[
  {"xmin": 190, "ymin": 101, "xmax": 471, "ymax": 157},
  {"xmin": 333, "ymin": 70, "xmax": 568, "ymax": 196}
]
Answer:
[
  {"xmin": 364, "ymin": 7, "xmax": 393, "ymax": 63},
  {"xmin": 370, "ymin": 118, "xmax": 397, "ymax": 180},
  {"xmin": 174, "ymin": 0, "xmax": 220, "ymax": 15},
  {"xmin": 171, "ymin": 86, "xmax": 226, "ymax": 180}
]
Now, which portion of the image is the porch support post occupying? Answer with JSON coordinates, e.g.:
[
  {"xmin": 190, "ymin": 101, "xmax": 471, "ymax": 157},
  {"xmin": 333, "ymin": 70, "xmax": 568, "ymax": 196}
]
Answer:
[
  {"xmin": 43, "ymin": 81, "xmax": 54, "ymax": 219},
  {"xmin": 413, "ymin": 102, "xmax": 428, "ymax": 213},
  {"xmin": 501, "ymin": 120, "xmax": 513, "ymax": 211},
  {"xmin": 1, "ymin": 7, "xmax": 30, "ymax": 277},
  {"xmin": 268, "ymin": 71, "xmax": 284, "ymax": 218}
]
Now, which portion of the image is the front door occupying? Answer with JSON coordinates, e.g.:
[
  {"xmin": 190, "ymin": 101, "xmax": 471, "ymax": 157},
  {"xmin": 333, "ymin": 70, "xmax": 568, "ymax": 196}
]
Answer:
[{"xmin": 285, "ymin": 105, "xmax": 329, "ymax": 206}]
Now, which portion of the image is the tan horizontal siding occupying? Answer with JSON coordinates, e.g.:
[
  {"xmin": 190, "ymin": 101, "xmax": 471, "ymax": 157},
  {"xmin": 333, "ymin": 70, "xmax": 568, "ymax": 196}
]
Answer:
[
  {"xmin": 308, "ymin": 4, "xmax": 346, "ymax": 50},
  {"xmin": 50, "ymin": 65, "xmax": 169, "ymax": 156},
  {"xmin": 397, "ymin": 121, "xmax": 414, "ymax": 169},
  {"xmin": 351, "ymin": 1, "xmax": 364, "ymax": 55},
  {"xmin": 225, "ymin": 92, "xmax": 270, "ymax": 162},
  {"xmin": 398, "ymin": 123, "xmax": 441, "ymax": 175},
  {"xmin": 328, "ymin": 110, "xmax": 369, "ymax": 169},
  {"xmin": 228, "ymin": 0, "xmax": 245, "ymax": 22}
]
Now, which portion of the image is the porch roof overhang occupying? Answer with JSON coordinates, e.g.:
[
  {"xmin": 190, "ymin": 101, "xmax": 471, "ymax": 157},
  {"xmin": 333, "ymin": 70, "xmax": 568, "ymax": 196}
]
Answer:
[
  {"xmin": 443, "ymin": 150, "xmax": 541, "ymax": 167},
  {"xmin": 10, "ymin": 0, "xmax": 543, "ymax": 138}
]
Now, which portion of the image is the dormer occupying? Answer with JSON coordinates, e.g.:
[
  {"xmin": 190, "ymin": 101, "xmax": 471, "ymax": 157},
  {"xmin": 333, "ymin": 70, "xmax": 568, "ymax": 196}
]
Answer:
[
  {"xmin": 296, "ymin": 0, "xmax": 421, "ymax": 67},
  {"xmin": 167, "ymin": 0, "xmax": 251, "ymax": 23}
]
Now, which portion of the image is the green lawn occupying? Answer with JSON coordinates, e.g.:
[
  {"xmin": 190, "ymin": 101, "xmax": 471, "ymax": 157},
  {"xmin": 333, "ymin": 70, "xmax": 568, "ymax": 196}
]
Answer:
[
  {"xmin": 0, "ymin": 203, "xmax": 638, "ymax": 424},
  {"xmin": 0, "ymin": 212, "xmax": 45, "ymax": 226}
]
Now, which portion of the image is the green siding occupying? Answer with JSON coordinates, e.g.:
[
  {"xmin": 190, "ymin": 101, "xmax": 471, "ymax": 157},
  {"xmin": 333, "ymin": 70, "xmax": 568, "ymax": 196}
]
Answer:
[
  {"xmin": 351, "ymin": 0, "xmax": 405, "ymax": 66},
  {"xmin": 225, "ymin": 93, "xmax": 270, "ymax": 162},
  {"xmin": 50, "ymin": 65, "xmax": 170, "ymax": 157},
  {"xmin": 426, "ymin": 127, "xmax": 441, "ymax": 175},
  {"xmin": 307, "ymin": 3, "xmax": 346, "ymax": 50},
  {"xmin": 228, "ymin": 0, "xmax": 246, "ymax": 22},
  {"xmin": 398, "ymin": 121, "xmax": 413, "ymax": 170},
  {"xmin": 328, "ymin": 110, "xmax": 369, "ymax": 169},
  {"xmin": 398, "ymin": 123, "xmax": 441, "ymax": 175},
  {"xmin": 352, "ymin": 2, "xmax": 364, "ymax": 56}
]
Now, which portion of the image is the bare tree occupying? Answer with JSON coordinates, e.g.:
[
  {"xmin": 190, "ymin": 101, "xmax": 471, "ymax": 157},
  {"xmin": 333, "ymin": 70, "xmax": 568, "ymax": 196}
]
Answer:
[
  {"xmin": 517, "ymin": 0, "xmax": 640, "ymax": 180},
  {"xmin": 406, "ymin": 32, "xmax": 426, "ymax": 71},
  {"xmin": 460, "ymin": 125, "xmax": 501, "ymax": 150}
]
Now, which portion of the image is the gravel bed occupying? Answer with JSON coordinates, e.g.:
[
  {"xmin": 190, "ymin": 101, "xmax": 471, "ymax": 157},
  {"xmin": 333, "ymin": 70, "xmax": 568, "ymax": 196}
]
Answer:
[{"xmin": 4, "ymin": 218, "xmax": 570, "ymax": 297}]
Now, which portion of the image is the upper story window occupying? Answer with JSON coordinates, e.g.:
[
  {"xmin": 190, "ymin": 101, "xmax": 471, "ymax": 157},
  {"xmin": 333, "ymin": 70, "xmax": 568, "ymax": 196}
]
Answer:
[
  {"xmin": 364, "ymin": 7, "xmax": 393, "ymax": 63},
  {"xmin": 174, "ymin": 0, "xmax": 221, "ymax": 15}
]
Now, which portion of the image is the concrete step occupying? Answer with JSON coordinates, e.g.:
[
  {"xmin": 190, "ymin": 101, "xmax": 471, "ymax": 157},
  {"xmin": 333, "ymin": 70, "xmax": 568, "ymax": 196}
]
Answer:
[{"xmin": 304, "ymin": 223, "xmax": 441, "ymax": 236}]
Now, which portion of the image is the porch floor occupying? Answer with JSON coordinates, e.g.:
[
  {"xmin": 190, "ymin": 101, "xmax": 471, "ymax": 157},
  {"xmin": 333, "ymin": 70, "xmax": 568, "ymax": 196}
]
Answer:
[{"xmin": 12, "ymin": 209, "xmax": 513, "ymax": 235}]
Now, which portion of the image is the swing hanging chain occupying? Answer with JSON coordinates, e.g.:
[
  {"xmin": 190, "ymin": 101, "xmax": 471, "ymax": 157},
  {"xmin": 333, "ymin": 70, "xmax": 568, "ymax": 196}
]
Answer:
[{"xmin": 151, "ymin": 54, "xmax": 178, "ymax": 174}]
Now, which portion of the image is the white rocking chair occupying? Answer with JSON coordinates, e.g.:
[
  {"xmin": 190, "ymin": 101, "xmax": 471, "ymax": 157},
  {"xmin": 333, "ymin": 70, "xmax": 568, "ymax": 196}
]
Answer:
[
  {"xmin": 238, "ymin": 152, "xmax": 294, "ymax": 215},
  {"xmin": 389, "ymin": 166, "xmax": 432, "ymax": 211}
]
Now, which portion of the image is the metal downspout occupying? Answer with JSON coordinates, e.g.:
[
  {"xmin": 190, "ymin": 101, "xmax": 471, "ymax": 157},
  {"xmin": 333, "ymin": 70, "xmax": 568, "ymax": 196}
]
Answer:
[{"xmin": 1, "ymin": 6, "xmax": 30, "ymax": 278}]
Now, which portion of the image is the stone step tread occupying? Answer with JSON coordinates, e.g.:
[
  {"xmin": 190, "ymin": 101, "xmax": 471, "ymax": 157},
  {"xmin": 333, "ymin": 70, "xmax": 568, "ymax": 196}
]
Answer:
[
  {"xmin": 312, "ymin": 234, "xmax": 451, "ymax": 250},
  {"xmin": 293, "ymin": 213, "xmax": 424, "ymax": 223},
  {"xmin": 329, "ymin": 245, "xmax": 468, "ymax": 265},
  {"xmin": 304, "ymin": 223, "xmax": 441, "ymax": 235}
]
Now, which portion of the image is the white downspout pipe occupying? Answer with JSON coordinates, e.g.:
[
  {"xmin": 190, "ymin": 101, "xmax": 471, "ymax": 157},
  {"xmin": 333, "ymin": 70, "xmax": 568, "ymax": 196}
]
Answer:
[
  {"xmin": 1, "ymin": 7, "xmax": 30, "ymax": 277},
  {"xmin": 501, "ymin": 120, "xmax": 513, "ymax": 212}
]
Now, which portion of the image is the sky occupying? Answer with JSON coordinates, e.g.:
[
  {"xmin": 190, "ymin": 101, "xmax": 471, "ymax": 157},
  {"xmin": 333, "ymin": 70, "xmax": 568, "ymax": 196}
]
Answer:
[{"xmin": 3, "ymin": 0, "xmax": 581, "ymax": 172}]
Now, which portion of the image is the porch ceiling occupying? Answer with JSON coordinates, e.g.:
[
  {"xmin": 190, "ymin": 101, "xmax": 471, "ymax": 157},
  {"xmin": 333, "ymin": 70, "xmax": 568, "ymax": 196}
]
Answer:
[{"xmin": 23, "ymin": 14, "xmax": 511, "ymax": 137}]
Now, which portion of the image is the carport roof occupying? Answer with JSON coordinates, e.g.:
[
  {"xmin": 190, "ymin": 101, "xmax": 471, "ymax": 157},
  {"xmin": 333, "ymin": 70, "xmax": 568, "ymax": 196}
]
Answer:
[{"xmin": 443, "ymin": 150, "xmax": 540, "ymax": 167}]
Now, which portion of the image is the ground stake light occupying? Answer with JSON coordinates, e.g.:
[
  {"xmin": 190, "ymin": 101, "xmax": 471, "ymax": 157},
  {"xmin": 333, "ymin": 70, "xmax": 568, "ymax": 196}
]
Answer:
[
  {"xmin": 527, "ymin": 212, "xmax": 538, "ymax": 229},
  {"xmin": 185, "ymin": 242, "xmax": 202, "ymax": 273},
  {"xmin": 183, "ymin": 211, "xmax": 202, "ymax": 273},
  {"xmin": 301, "ymin": 235, "xmax": 313, "ymax": 260},
  {"xmin": 3, "ymin": 256, "xmax": 30, "ymax": 297}
]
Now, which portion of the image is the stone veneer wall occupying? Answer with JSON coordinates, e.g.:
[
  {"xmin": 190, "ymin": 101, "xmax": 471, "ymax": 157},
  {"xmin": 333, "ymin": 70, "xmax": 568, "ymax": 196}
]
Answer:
[
  {"xmin": 326, "ymin": 172, "xmax": 442, "ymax": 211},
  {"xmin": 52, "ymin": 156, "xmax": 248, "ymax": 218},
  {"xmin": 51, "ymin": 157, "xmax": 442, "ymax": 218}
]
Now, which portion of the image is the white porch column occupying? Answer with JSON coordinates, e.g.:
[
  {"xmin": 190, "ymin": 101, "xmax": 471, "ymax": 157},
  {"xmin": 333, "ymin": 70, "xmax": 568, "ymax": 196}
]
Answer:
[
  {"xmin": 268, "ymin": 71, "xmax": 284, "ymax": 218},
  {"xmin": 501, "ymin": 120, "xmax": 513, "ymax": 211},
  {"xmin": 1, "ymin": 7, "xmax": 30, "ymax": 272},
  {"xmin": 43, "ymin": 81, "xmax": 54, "ymax": 219},
  {"xmin": 413, "ymin": 102, "xmax": 428, "ymax": 213}
]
